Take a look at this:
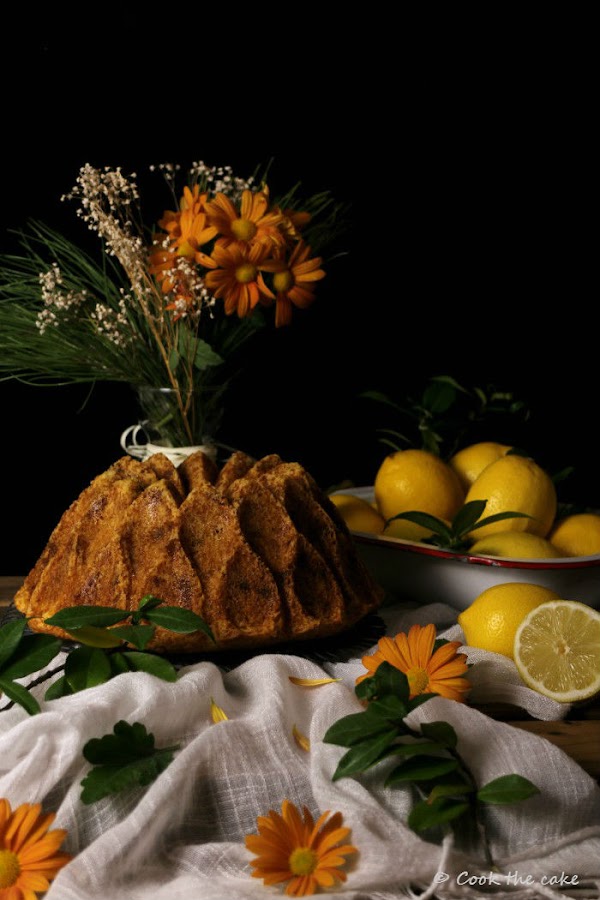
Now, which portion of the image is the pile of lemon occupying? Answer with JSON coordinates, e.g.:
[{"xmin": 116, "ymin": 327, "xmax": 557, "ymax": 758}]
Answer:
[
  {"xmin": 330, "ymin": 441, "xmax": 600, "ymax": 559},
  {"xmin": 330, "ymin": 444, "xmax": 600, "ymax": 703}
]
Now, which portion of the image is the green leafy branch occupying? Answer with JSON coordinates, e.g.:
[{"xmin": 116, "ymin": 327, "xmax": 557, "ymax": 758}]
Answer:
[
  {"xmin": 385, "ymin": 500, "xmax": 532, "ymax": 552},
  {"xmin": 323, "ymin": 662, "xmax": 538, "ymax": 865},
  {"xmin": 361, "ymin": 375, "xmax": 529, "ymax": 457},
  {"xmin": 0, "ymin": 595, "xmax": 214, "ymax": 714}
]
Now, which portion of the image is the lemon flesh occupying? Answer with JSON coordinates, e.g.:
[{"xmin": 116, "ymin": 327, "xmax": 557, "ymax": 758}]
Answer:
[
  {"xmin": 449, "ymin": 441, "xmax": 512, "ymax": 492},
  {"xmin": 329, "ymin": 493, "xmax": 385, "ymax": 534},
  {"xmin": 458, "ymin": 582, "xmax": 561, "ymax": 659},
  {"xmin": 469, "ymin": 531, "xmax": 561, "ymax": 559},
  {"xmin": 549, "ymin": 513, "xmax": 600, "ymax": 557},
  {"xmin": 465, "ymin": 454, "xmax": 557, "ymax": 540},
  {"xmin": 514, "ymin": 600, "xmax": 600, "ymax": 702}
]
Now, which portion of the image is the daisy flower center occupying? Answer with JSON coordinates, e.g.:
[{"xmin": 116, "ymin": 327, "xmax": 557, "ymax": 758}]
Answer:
[
  {"xmin": 176, "ymin": 239, "xmax": 196, "ymax": 258},
  {"xmin": 289, "ymin": 847, "xmax": 319, "ymax": 875},
  {"xmin": 235, "ymin": 263, "xmax": 258, "ymax": 284},
  {"xmin": 407, "ymin": 667, "xmax": 430, "ymax": 696},
  {"xmin": 289, "ymin": 847, "xmax": 318, "ymax": 876},
  {"xmin": 231, "ymin": 218, "xmax": 257, "ymax": 241},
  {"xmin": 0, "ymin": 850, "xmax": 21, "ymax": 889},
  {"xmin": 273, "ymin": 269, "xmax": 294, "ymax": 293}
]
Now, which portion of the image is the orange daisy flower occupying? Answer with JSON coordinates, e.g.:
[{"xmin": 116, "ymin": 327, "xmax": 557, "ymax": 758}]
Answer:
[
  {"xmin": 245, "ymin": 799, "xmax": 357, "ymax": 897},
  {"xmin": 278, "ymin": 208, "xmax": 312, "ymax": 242},
  {"xmin": 0, "ymin": 798, "xmax": 71, "ymax": 899},
  {"xmin": 199, "ymin": 242, "xmax": 270, "ymax": 318},
  {"xmin": 258, "ymin": 242, "xmax": 325, "ymax": 327},
  {"xmin": 357, "ymin": 623, "xmax": 471, "ymax": 702},
  {"xmin": 149, "ymin": 185, "xmax": 217, "ymax": 292},
  {"xmin": 205, "ymin": 187, "xmax": 284, "ymax": 249}
]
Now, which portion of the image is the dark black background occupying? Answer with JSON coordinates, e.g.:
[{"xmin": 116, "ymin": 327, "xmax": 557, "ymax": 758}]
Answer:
[{"xmin": 1, "ymin": 14, "xmax": 597, "ymax": 575}]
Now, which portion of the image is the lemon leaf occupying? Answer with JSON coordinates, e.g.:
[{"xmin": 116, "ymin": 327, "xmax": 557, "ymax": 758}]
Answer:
[
  {"xmin": 468, "ymin": 510, "xmax": 532, "ymax": 532},
  {"xmin": 0, "ymin": 619, "xmax": 27, "ymax": 670},
  {"xmin": 420, "ymin": 721, "xmax": 458, "ymax": 750},
  {"xmin": 385, "ymin": 756, "xmax": 459, "ymax": 786},
  {"xmin": 477, "ymin": 774, "xmax": 539, "ymax": 805},
  {"xmin": 0, "ymin": 677, "xmax": 40, "ymax": 716},
  {"xmin": 408, "ymin": 797, "xmax": 470, "ymax": 832},
  {"xmin": 65, "ymin": 646, "xmax": 112, "ymax": 692},
  {"xmin": 0, "ymin": 635, "xmax": 63, "ymax": 679},
  {"xmin": 386, "ymin": 511, "xmax": 452, "ymax": 542},
  {"xmin": 65, "ymin": 626, "xmax": 124, "ymax": 648},
  {"xmin": 451, "ymin": 500, "xmax": 487, "ymax": 537},
  {"xmin": 422, "ymin": 380, "xmax": 457, "ymax": 415},
  {"xmin": 359, "ymin": 390, "xmax": 406, "ymax": 413},
  {"xmin": 332, "ymin": 729, "xmax": 399, "ymax": 781},
  {"xmin": 45, "ymin": 606, "xmax": 129, "ymax": 629},
  {"xmin": 323, "ymin": 710, "xmax": 395, "ymax": 748}
]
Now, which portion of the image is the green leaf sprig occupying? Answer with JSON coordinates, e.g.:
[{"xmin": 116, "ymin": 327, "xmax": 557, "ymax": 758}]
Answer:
[
  {"xmin": 80, "ymin": 720, "xmax": 179, "ymax": 804},
  {"xmin": 361, "ymin": 376, "xmax": 529, "ymax": 458},
  {"xmin": 0, "ymin": 595, "xmax": 214, "ymax": 714},
  {"xmin": 385, "ymin": 500, "xmax": 532, "ymax": 552},
  {"xmin": 323, "ymin": 661, "xmax": 539, "ymax": 865}
]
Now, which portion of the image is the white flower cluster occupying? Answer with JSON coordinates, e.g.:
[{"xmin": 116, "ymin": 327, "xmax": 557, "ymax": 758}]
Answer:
[
  {"xmin": 90, "ymin": 296, "xmax": 131, "ymax": 347},
  {"xmin": 63, "ymin": 165, "xmax": 147, "ymax": 295},
  {"xmin": 161, "ymin": 256, "xmax": 217, "ymax": 320},
  {"xmin": 189, "ymin": 160, "xmax": 255, "ymax": 199},
  {"xmin": 150, "ymin": 160, "xmax": 255, "ymax": 203},
  {"xmin": 36, "ymin": 264, "xmax": 87, "ymax": 334}
]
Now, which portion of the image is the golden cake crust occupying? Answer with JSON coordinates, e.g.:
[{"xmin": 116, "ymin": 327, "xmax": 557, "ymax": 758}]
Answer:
[{"xmin": 15, "ymin": 451, "xmax": 383, "ymax": 652}]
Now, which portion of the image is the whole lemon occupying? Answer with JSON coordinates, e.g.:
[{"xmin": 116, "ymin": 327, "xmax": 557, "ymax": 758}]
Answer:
[
  {"xmin": 329, "ymin": 493, "xmax": 386, "ymax": 534},
  {"xmin": 458, "ymin": 582, "xmax": 562, "ymax": 658},
  {"xmin": 469, "ymin": 531, "xmax": 561, "ymax": 559},
  {"xmin": 548, "ymin": 513, "xmax": 600, "ymax": 557},
  {"xmin": 374, "ymin": 449, "xmax": 464, "ymax": 541},
  {"xmin": 465, "ymin": 454, "xmax": 557, "ymax": 540},
  {"xmin": 449, "ymin": 441, "xmax": 512, "ymax": 492}
]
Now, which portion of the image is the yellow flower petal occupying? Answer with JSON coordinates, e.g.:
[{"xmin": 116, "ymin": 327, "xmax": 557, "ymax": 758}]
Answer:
[
  {"xmin": 292, "ymin": 725, "xmax": 310, "ymax": 752},
  {"xmin": 210, "ymin": 697, "xmax": 228, "ymax": 723},
  {"xmin": 288, "ymin": 676, "xmax": 341, "ymax": 687}
]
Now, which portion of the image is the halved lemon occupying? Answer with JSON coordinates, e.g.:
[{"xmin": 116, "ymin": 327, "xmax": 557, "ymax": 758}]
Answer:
[{"xmin": 514, "ymin": 600, "xmax": 600, "ymax": 702}]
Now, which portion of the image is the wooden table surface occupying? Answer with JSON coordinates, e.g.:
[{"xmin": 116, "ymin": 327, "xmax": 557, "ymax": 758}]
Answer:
[{"xmin": 1, "ymin": 576, "xmax": 598, "ymax": 779}]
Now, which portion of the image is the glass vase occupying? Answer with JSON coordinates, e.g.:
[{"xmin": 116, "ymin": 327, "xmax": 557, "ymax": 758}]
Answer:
[{"xmin": 121, "ymin": 384, "xmax": 224, "ymax": 464}]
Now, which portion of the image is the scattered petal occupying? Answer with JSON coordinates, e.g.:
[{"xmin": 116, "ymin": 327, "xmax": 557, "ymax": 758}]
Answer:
[
  {"xmin": 292, "ymin": 725, "xmax": 310, "ymax": 752},
  {"xmin": 210, "ymin": 697, "xmax": 228, "ymax": 723},
  {"xmin": 288, "ymin": 676, "xmax": 341, "ymax": 687}
]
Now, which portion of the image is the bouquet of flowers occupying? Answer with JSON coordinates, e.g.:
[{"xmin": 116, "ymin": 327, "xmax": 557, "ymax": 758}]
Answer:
[{"xmin": 0, "ymin": 160, "xmax": 346, "ymax": 454}]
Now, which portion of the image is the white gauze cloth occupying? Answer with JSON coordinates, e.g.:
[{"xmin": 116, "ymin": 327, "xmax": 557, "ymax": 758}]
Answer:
[{"xmin": 0, "ymin": 602, "xmax": 599, "ymax": 900}]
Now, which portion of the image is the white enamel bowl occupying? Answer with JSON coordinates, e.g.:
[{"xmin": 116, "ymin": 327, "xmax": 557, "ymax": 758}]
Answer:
[{"xmin": 338, "ymin": 488, "xmax": 600, "ymax": 611}]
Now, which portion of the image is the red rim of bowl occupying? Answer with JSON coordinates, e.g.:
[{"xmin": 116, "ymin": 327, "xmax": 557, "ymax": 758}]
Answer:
[{"xmin": 352, "ymin": 532, "xmax": 600, "ymax": 570}]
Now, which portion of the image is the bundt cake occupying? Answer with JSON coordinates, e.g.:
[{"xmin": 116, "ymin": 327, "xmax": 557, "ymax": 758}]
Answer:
[{"xmin": 14, "ymin": 451, "xmax": 384, "ymax": 652}]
